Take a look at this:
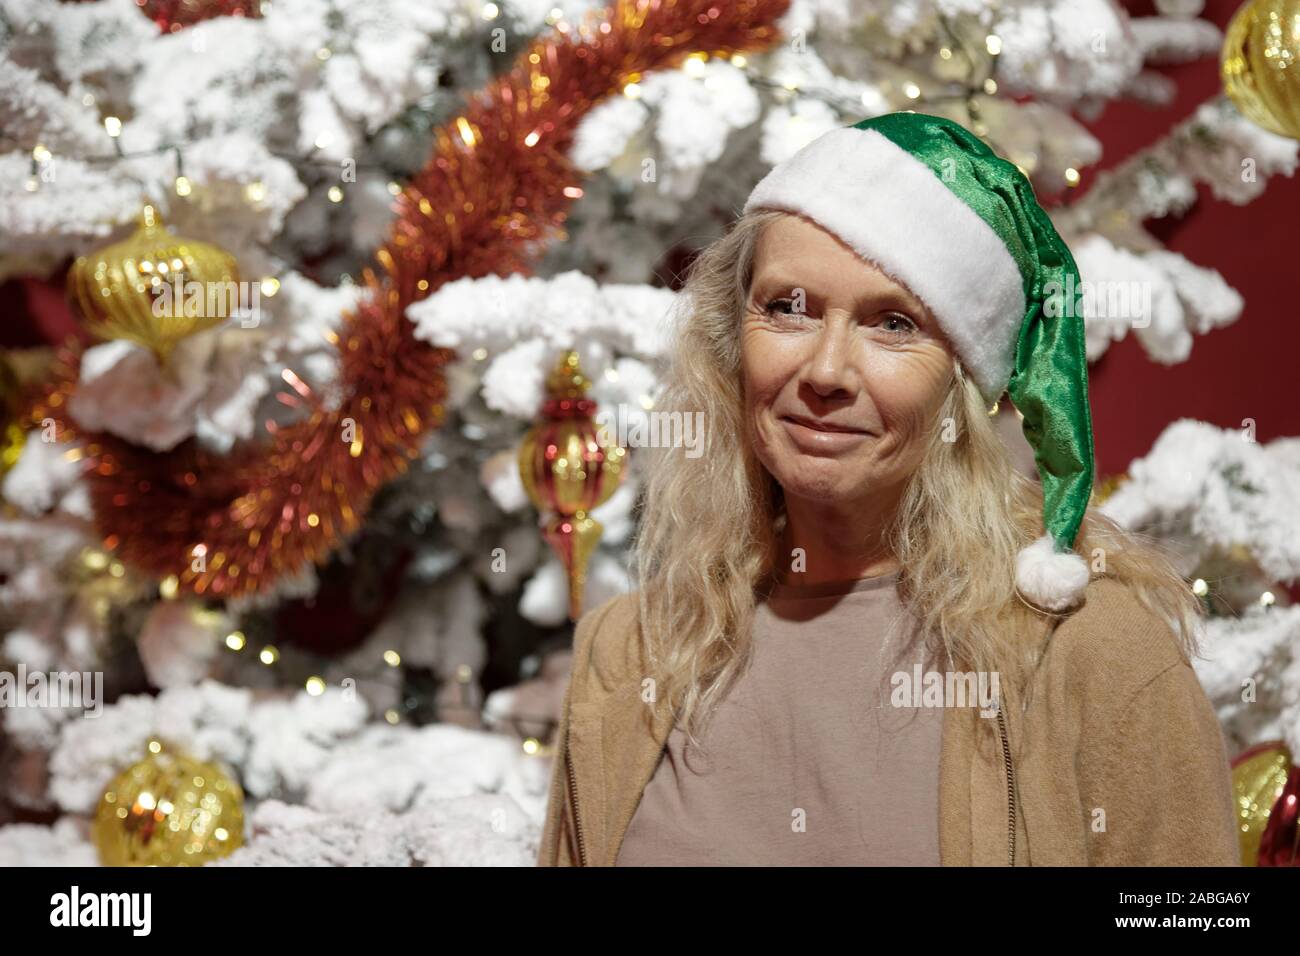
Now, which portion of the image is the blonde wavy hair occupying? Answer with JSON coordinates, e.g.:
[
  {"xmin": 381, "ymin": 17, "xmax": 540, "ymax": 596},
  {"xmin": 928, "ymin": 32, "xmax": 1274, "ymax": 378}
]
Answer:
[{"xmin": 632, "ymin": 209, "xmax": 1202, "ymax": 748}]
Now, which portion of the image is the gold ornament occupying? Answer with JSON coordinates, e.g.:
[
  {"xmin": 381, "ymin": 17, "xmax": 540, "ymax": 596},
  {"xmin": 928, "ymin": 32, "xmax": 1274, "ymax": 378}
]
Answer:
[
  {"xmin": 68, "ymin": 205, "xmax": 241, "ymax": 364},
  {"xmin": 92, "ymin": 741, "xmax": 245, "ymax": 866},
  {"xmin": 1230, "ymin": 741, "xmax": 1292, "ymax": 865},
  {"xmin": 1221, "ymin": 0, "xmax": 1300, "ymax": 141},
  {"xmin": 1091, "ymin": 471, "xmax": 1129, "ymax": 506},
  {"xmin": 0, "ymin": 354, "xmax": 25, "ymax": 480},
  {"xmin": 518, "ymin": 351, "xmax": 627, "ymax": 620}
]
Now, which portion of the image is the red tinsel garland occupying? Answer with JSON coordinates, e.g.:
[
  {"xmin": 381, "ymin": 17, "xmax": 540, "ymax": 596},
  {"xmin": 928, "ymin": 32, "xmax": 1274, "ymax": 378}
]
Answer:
[{"xmin": 30, "ymin": 0, "xmax": 790, "ymax": 598}]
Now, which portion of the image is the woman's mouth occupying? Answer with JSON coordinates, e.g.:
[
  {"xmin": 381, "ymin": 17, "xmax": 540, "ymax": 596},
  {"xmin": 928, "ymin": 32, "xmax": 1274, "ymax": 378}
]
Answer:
[{"xmin": 778, "ymin": 414, "xmax": 871, "ymax": 452}]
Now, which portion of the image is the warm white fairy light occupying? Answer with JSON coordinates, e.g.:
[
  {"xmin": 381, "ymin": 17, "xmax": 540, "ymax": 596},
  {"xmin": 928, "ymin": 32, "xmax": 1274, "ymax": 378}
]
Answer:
[
  {"xmin": 103, "ymin": 116, "xmax": 122, "ymax": 138},
  {"xmin": 683, "ymin": 53, "xmax": 707, "ymax": 78},
  {"xmin": 327, "ymin": 185, "xmax": 344, "ymax": 202}
]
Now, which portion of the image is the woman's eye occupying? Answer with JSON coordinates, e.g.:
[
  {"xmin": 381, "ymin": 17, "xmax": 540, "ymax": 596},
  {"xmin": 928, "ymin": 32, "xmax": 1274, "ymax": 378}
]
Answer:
[
  {"xmin": 877, "ymin": 313, "xmax": 918, "ymax": 335},
  {"xmin": 762, "ymin": 298, "xmax": 808, "ymax": 324}
]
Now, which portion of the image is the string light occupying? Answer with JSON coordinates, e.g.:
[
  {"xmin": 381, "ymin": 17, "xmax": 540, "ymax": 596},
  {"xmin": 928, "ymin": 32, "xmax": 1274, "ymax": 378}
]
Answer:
[
  {"xmin": 985, "ymin": 34, "xmax": 1002, "ymax": 56},
  {"xmin": 225, "ymin": 630, "xmax": 246, "ymax": 651},
  {"xmin": 259, "ymin": 645, "xmax": 279, "ymax": 665},
  {"xmin": 305, "ymin": 676, "xmax": 326, "ymax": 695},
  {"xmin": 1064, "ymin": 167, "xmax": 1081, "ymax": 187},
  {"xmin": 103, "ymin": 117, "xmax": 123, "ymax": 138},
  {"xmin": 1192, "ymin": 578, "xmax": 1209, "ymax": 596}
]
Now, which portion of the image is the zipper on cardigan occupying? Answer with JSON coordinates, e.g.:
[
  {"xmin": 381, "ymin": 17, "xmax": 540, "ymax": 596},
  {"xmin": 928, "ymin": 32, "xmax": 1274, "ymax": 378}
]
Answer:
[
  {"xmin": 564, "ymin": 722, "xmax": 588, "ymax": 866},
  {"xmin": 995, "ymin": 707, "xmax": 1017, "ymax": 866}
]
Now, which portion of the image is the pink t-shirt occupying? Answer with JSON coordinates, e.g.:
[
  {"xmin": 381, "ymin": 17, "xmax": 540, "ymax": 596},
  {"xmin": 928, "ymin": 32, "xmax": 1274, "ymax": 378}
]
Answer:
[{"xmin": 615, "ymin": 569, "xmax": 944, "ymax": 866}]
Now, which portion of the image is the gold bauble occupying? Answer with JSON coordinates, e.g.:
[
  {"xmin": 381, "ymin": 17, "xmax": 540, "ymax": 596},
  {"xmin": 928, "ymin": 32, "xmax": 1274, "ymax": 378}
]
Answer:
[
  {"xmin": 0, "ymin": 354, "xmax": 25, "ymax": 479},
  {"xmin": 1222, "ymin": 0, "xmax": 1300, "ymax": 140},
  {"xmin": 68, "ymin": 205, "xmax": 241, "ymax": 363},
  {"xmin": 1230, "ymin": 741, "xmax": 1292, "ymax": 866},
  {"xmin": 1091, "ymin": 471, "xmax": 1129, "ymax": 506},
  {"xmin": 92, "ymin": 742, "xmax": 245, "ymax": 866}
]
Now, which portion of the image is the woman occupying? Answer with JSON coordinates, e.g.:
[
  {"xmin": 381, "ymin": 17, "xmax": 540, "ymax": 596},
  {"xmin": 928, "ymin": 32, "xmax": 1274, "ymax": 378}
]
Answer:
[{"xmin": 537, "ymin": 112, "xmax": 1239, "ymax": 866}]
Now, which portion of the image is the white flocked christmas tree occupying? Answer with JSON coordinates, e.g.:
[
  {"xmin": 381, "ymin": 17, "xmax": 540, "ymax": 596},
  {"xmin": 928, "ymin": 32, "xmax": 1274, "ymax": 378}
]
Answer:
[{"xmin": 0, "ymin": 0, "xmax": 1296, "ymax": 864}]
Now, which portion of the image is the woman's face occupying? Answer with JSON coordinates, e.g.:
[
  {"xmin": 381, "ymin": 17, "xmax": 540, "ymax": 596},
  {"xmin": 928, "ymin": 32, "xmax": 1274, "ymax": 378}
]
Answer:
[{"xmin": 741, "ymin": 214, "xmax": 956, "ymax": 511}]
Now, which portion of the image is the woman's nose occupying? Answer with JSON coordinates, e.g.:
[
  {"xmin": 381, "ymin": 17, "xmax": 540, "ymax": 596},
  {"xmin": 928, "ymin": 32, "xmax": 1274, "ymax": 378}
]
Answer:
[{"xmin": 804, "ymin": 314, "xmax": 855, "ymax": 398}]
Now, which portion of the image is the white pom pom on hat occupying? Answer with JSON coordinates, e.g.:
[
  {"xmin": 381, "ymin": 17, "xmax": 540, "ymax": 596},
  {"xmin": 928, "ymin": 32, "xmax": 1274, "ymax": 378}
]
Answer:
[{"xmin": 1015, "ymin": 534, "xmax": 1091, "ymax": 613}]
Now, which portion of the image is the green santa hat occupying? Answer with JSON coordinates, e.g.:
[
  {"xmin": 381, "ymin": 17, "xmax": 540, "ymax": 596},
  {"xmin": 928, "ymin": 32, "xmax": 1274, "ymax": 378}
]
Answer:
[{"xmin": 742, "ymin": 111, "xmax": 1095, "ymax": 613}]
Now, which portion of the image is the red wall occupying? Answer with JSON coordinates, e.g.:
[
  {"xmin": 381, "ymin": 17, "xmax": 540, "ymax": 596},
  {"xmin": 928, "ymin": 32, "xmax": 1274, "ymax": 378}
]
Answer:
[{"xmin": 1079, "ymin": 0, "xmax": 1300, "ymax": 476}]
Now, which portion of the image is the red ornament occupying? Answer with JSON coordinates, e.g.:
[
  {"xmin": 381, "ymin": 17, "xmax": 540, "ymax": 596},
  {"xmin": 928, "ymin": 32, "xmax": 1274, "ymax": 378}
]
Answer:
[
  {"xmin": 517, "ymin": 352, "xmax": 627, "ymax": 621},
  {"xmin": 136, "ymin": 0, "xmax": 262, "ymax": 33},
  {"xmin": 1258, "ymin": 762, "xmax": 1300, "ymax": 866}
]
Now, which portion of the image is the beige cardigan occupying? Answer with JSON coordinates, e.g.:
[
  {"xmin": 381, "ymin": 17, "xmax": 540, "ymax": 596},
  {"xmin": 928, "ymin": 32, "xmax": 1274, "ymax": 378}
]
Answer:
[{"xmin": 537, "ymin": 575, "xmax": 1241, "ymax": 866}]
